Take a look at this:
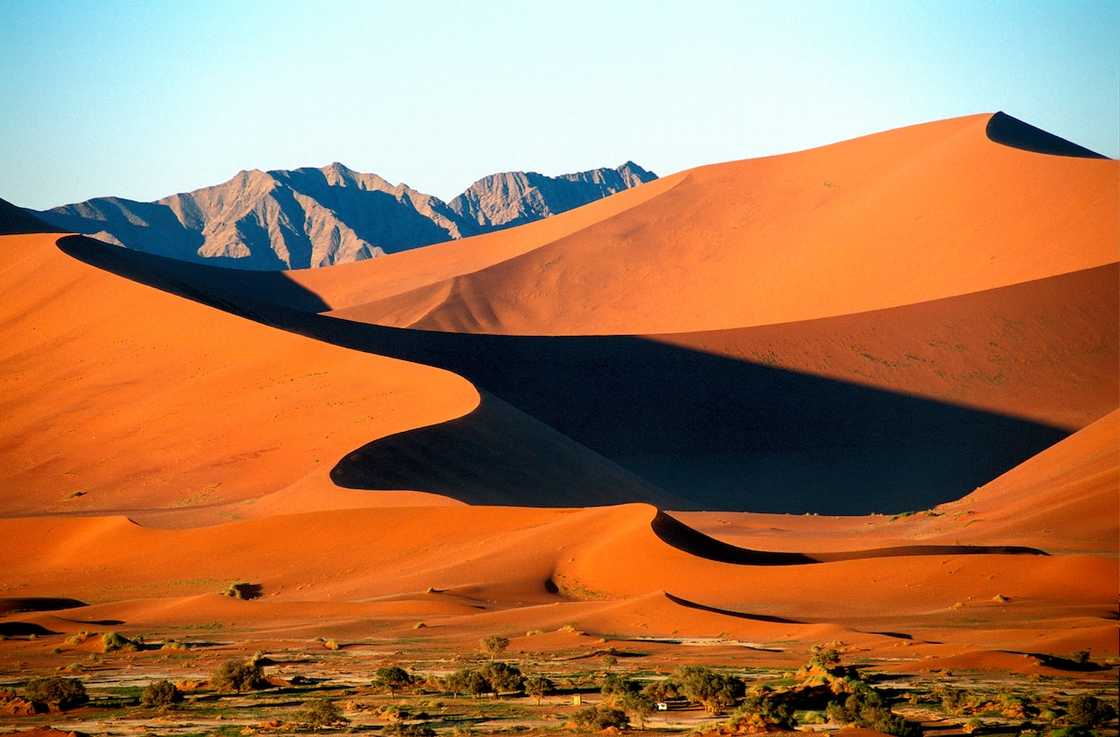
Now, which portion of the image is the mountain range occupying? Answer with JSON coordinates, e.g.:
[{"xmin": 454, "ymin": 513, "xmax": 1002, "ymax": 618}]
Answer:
[{"xmin": 28, "ymin": 161, "xmax": 656, "ymax": 270}]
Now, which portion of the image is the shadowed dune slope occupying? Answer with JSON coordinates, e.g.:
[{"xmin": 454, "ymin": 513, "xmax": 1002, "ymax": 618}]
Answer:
[
  {"xmin": 0, "ymin": 234, "xmax": 660, "ymax": 519},
  {"xmin": 318, "ymin": 113, "xmax": 1117, "ymax": 335},
  {"xmin": 53, "ymin": 233, "xmax": 1112, "ymax": 513}
]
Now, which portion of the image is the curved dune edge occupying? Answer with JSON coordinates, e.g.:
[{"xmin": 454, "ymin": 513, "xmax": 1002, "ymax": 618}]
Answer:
[
  {"xmin": 0, "ymin": 232, "xmax": 486, "ymax": 521},
  {"xmin": 2, "ymin": 499, "xmax": 1114, "ymax": 657},
  {"xmin": 317, "ymin": 113, "xmax": 1118, "ymax": 336},
  {"xmin": 985, "ymin": 111, "xmax": 1108, "ymax": 158},
  {"xmin": 650, "ymin": 510, "xmax": 1047, "ymax": 565}
]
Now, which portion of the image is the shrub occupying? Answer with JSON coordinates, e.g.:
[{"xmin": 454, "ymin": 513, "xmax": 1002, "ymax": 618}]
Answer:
[
  {"xmin": 295, "ymin": 699, "xmax": 349, "ymax": 730},
  {"xmin": 1067, "ymin": 694, "xmax": 1116, "ymax": 727},
  {"xmin": 674, "ymin": 665, "xmax": 745, "ymax": 714},
  {"xmin": 141, "ymin": 679, "xmax": 182, "ymax": 707},
  {"xmin": 101, "ymin": 631, "xmax": 140, "ymax": 652},
  {"xmin": 211, "ymin": 659, "xmax": 267, "ymax": 692},
  {"xmin": 525, "ymin": 674, "xmax": 555, "ymax": 705},
  {"xmin": 375, "ymin": 666, "xmax": 416, "ymax": 695},
  {"xmin": 223, "ymin": 582, "xmax": 263, "ymax": 600},
  {"xmin": 481, "ymin": 662, "xmax": 524, "ymax": 694},
  {"xmin": 23, "ymin": 677, "xmax": 88, "ymax": 710},
  {"xmin": 573, "ymin": 705, "xmax": 630, "ymax": 730},
  {"xmin": 481, "ymin": 635, "xmax": 510, "ymax": 659},
  {"xmin": 385, "ymin": 723, "xmax": 435, "ymax": 737}
]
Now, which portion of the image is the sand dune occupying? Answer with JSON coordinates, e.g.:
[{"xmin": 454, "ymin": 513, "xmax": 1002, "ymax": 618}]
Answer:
[
  {"xmin": 0, "ymin": 111, "xmax": 1115, "ymax": 672},
  {"xmin": 310, "ymin": 113, "xmax": 1117, "ymax": 335},
  {"xmin": 0, "ymin": 234, "xmax": 652, "ymax": 520}
]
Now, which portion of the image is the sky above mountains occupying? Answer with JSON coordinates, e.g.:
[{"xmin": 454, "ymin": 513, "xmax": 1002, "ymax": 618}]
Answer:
[{"xmin": 1, "ymin": 0, "xmax": 1117, "ymax": 210}]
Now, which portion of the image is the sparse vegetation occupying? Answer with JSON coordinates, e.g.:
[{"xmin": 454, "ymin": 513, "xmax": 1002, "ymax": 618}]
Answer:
[
  {"xmin": 211, "ymin": 658, "xmax": 267, "ymax": 692},
  {"xmin": 674, "ymin": 665, "xmax": 745, "ymax": 714},
  {"xmin": 23, "ymin": 676, "xmax": 88, "ymax": 710},
  {"xmin": 223, "ymin": 581, "xmax": 263, "ymax": 600},
  {"xmin": 481, "ymin": 634, "xmax": 510, "ymax": 659},
  {"xmin": 375, "ymin": 666, "xmax": 417, "ymax": 694},
  {"xmin": 1066, "ymin": 693, "xmax": 1116, "ymax": 728},
  {"xmin": 572, "ymin": 704, "xmax": 630, "ymax": 730},
  {"xmin": 295, "ymin": 698, "xmax": 349, "ymax": 731},
  {"xmin": 524, "ymin": 674, "xmax": 555, "ymax": 705},
  {"xmin": 141, "ymin": 679, "xmax": 182, "ymax": 707},
  {"xmin": 101, "ymin": 631, "xmax": 141, "ymax": 652}
]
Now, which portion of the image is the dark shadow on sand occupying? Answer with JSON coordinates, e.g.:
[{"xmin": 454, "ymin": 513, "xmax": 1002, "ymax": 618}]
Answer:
[
  {"xmin": 986, "ymin": 111, "xmax": 1108, "ymax": 159},
  {"xmin": 650, "ymin": 510, "xmax": 1046, "ymax": 565},
  {"xmin": 58, "ymin": 234, "xmax": 1071, "ymax": 514}
]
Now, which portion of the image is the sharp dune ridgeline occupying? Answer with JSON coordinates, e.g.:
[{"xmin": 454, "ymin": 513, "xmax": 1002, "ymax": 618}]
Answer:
[{"xmin": 0, "ymin": 112, "xmax": 1116, "ymax": 672}]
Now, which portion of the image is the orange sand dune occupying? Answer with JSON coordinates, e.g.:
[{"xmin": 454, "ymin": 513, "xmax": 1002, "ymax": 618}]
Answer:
[
  {"xmin": 1, "ymin": 501, "xmax": 1114, "ymax": 656},
  {"xmin": 649, "ymin": 263, "xmax": 1117, "ymax": 431},
  {"xmin": 0, "ymin": 233, "xmax": 475, "ymax": 517},
  {"xmin": 678, "ymin": 409, "xmax": 1119, "ymax": 557},
  {"xmin": 310, "ymin": 113, "xmax": 1117, "ymax": 335},
  {"xmin": 0, "ymin": 234, "xmax": 649, "ymax": 520}
]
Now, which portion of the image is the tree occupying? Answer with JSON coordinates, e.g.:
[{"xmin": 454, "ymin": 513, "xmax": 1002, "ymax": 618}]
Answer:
[
  {"xmin": 23, "ymin": 677, "xmax": 88, "ymax": 710},
  {"xmin": 481, "ymin": 662, "xmax": 524, "ymax": 694},
  {"xmin": 643, "ymin": 678, "xmax": 682, "ymax": 703},
  {"xmin": 601, "ymin": 673, "xmax": 640, "ymax": 704},
  {"xmin": 375, "ymin": 666, "xmax": 416, "ymax": 695},
  {"xmin": 674, "ymin": 666, "xmax": 745, "ymax": 714},
  {"xmin": 295, "ymin": 699, "xmax": 349, "ymax": 731},
  {"xmin": 481, "ymin": 635, "xmax": 510, "ymax": 660},
  {"xmin": 524, "ymin": 675, "xmax": 555, "ymax": 705},
  {"xmin": 141, "ymin": 679, "xmax": 182, "ymax": 707},
  {"xmin": 620, "ymin": 692, "xmax": 656, "ymax": 729},
  {"xmin": 573, "ymin": 705, "xmax": 629, "ymax": 730},
  {"xmin": 211, "ymin": 659, "xmax": 267, "ymax": 692},
  {"xmin": 446, "ymin": 668, "xmax": 491, "ymax": 698},
  {"xmin": 1067, "ymin": 694, "xmax": 1116, "ymax": 727}
]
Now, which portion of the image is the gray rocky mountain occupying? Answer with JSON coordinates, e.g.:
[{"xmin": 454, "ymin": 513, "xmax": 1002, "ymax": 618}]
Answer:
[{"xmin": 30, "ymin": 161, "xmax": 656, "ymax": 270}]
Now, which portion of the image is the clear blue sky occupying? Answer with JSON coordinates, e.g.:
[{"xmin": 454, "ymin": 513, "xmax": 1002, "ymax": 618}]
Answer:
[{"xmin": 1, "ymin": 0, "xmax": 1117, "ymax": 209}]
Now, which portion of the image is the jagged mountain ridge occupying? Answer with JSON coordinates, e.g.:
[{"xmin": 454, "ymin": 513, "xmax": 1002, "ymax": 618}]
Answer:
[{"xmin": 31, "ymin": 161, "xmax": 656, "ymax": 270}]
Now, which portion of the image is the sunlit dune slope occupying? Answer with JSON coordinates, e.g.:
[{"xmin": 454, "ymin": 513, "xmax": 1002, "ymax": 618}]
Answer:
[
  {"xmin": 0, "ymin": 234, "xmax": 654, "ymax": 519},
  {"xmin": 932, "ymin": 409, "xmax": 1120, "ymax": 552},
  {"xmin": 2, "ymin": 498, "xmax": 1114, "ymax": 650},
  {"xmin": 0, "ymin": 233, "xmax": 477, "ymax": 516},
  {"xmin": 315, "ymin": 113, "xmax": 1117, "ymax": 335}
]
